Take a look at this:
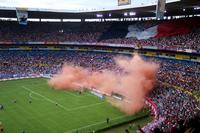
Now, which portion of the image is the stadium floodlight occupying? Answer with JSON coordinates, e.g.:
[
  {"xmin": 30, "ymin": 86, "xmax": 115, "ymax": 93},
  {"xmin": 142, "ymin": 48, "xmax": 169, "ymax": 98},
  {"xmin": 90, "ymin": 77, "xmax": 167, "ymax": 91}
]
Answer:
[
  {"xmin": 124, "ymin": 12, "xmax": 128, "ymax": 16},
  {"xmin": 129, "ymin": 12, "xmax": 136, "ymax": 16},
  {"xmin": 59, "ymin": 29, "xmax": 64, "ymax": 33},
  {"xmin": 96, "ymin": 14, "xmax": 103, "ymax": 18},
  {"xmin": 194, "ymin": 7, "xmax": 200, "ymax": 10}
]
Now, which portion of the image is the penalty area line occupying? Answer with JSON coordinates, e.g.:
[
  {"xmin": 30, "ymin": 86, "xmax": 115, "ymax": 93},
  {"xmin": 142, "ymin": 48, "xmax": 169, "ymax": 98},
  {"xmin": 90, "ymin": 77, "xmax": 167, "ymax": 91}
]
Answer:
[
  {"xmin": 22, "ymin": 86, "xmax": 106, "ymax": 112},
  {"xmin": 29, "ymin": 92, "xmax": 38, "ymax": 100},
  {"xmin": 65, "ymin": 91, "xmax": 80, "ymax": 98},
  {"xmin": 22, "ymin": 86, "xmax": 68, "ymax": 111},
  {"xmin": 66, "ymin": 102, "xmax": 105, "ymax": 111}
]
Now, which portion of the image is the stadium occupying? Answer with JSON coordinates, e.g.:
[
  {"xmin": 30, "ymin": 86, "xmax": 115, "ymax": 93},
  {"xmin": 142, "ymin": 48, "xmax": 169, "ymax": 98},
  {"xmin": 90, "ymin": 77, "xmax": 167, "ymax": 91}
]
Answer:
[{"xmin": 0, "ymin": 0, "xmax": 199, "ymax": 133}]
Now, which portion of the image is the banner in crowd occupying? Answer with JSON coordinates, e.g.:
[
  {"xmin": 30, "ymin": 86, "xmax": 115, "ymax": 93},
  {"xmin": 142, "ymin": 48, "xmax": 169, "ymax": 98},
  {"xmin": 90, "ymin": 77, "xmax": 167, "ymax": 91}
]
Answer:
[
  {"xmin": 145, "ymin": 97, "xmax": 158, "ymax": 119},
  {"xmin": 16, "ymin": 8, "xmax": 28, "ymax": 25},
  {"xmin": 27, "ymin": 42, "xmax": 45, "ymax": 44},
  {"xmin": 126, "ymin": 17, "xmax": 200, "ymax": 40}
]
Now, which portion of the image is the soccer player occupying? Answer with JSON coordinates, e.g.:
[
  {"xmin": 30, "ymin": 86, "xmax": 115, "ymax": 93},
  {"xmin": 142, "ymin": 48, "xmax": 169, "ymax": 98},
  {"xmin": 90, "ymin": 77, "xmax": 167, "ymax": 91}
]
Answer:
[
  {"xmin": 0, "ymin": 121, "xmax": 3, "ymax": 132},
  {"xmin": 0, "ymin": 127, "xmax": 3, "ymax": 132},
  {"xmin": 106, "ymin": 117, "xmax": 110, "ymax": 124},
  {"xmin": 13, "ymin": 99, "xmax": 17, "ymax": 103},
  {"xmin": 0, "ymin": 105, "xmax": 4, "ymax": 110},
  {"xmin": 125, "ymin": 129, "xmax": 130, "ymax": 133}
]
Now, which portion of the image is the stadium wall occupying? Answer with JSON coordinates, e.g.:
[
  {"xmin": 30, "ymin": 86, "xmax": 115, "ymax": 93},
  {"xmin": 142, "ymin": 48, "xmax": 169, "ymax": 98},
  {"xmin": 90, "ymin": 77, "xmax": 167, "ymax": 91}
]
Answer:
[
  {"xmin": 0, "ymin": 41, "xmax": 199, "ymax": 54},
  {"xmin": 0, "ymin": 76, "xmax": 40, "ymax": 81},
  {"xmin": 0, "ymin": 44, "xmax": 199, "ymax": 62}
]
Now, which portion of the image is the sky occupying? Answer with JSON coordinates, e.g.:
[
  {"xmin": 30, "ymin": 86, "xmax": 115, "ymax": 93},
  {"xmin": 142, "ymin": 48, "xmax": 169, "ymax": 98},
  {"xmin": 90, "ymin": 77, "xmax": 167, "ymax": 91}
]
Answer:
[{"xmin": 0, "ymin": 0, "xmax": 179, "ymax": 12}]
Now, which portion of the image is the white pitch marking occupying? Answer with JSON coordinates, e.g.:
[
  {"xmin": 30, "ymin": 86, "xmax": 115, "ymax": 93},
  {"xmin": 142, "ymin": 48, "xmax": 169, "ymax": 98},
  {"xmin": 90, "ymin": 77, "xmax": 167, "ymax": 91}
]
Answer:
[
  {"xmin": 35, "ymin": 85, "xmax": 80, "ymax": 98},
  {"xmin": 23, "ymin": 86, "xmax": 106, "ymax": 112},
  {"xmin": 65, "ymin": 91, "xmax": 80, "ymax": 97},
  {"xmin": 65, "ymin": 115, "xmax": 127, "ymax": 133},
  {"xmin": 28, "ymin": 92, "xmax": 42, "ymax": 100},
  {"xmin": 22, "ymin": 86, "xmax": 68, "ymax": 111},
  {"xmin": 66, "ymin": 102, "xmax": 105, "ymax": 111}
]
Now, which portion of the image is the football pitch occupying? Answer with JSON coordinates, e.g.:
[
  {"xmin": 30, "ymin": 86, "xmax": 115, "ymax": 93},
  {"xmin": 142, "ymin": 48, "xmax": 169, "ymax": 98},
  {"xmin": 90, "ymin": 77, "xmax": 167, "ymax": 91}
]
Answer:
[{"xmin": 0, "ymin": 78, "xmax": 149, "ymax": 133}]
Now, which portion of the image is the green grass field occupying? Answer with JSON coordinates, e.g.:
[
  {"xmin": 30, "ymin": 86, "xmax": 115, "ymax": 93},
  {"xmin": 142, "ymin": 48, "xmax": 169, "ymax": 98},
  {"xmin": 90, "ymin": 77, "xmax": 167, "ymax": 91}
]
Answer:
[
  {"xmin": 99, "ymin": 116, "xmax": 152, "ymax": 133},
  {"xmin": 0, "ymin": 78, "xmax": 149, "ymax": 133}
]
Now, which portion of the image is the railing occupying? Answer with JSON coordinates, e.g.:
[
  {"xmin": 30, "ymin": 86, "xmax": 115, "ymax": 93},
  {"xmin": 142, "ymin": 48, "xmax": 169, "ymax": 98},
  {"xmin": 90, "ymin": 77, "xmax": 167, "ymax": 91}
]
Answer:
[{"xmin": 0, "ymin": 41, "xmax": 199, "ymax": 54}]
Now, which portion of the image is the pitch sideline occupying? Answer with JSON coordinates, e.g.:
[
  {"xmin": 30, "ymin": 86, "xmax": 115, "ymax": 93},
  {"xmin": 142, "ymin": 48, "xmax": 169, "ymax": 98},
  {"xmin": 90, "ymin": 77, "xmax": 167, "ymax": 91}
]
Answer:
[{"xmin": 65, "ymin": 115, "xmax": 127, "ymax": 133}]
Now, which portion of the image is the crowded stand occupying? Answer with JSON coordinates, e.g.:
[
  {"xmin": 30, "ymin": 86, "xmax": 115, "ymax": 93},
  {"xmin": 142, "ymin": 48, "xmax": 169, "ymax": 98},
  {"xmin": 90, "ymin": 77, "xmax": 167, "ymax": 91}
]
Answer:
[
  {"xmin": 0, "ymin": 21, "xmax": 107, "ymax": 42},
  {"xmin": 0, "ymin": 15, "xmax": 199, "ymax": 133},
  {"xmin": 0, "ymin": 0, "xmax": 200, "ymax": 132},
  {"xmin": 155, "ymin": 58, "xmax": 200, "ymax": 94},
  {"xmin": 142, "ymin": 84, "xmax": 199, "ymax": 133},
  {"xmin": 100, "ymin": 18, "xmax": 200, "ymax": 50},
  {"xmin": 0, "ymin": 50, "xmax": 199, "ymax": 132},
  {"xmin": 0, "ymin": 17, "xmax": 200, "ymax": 50}
]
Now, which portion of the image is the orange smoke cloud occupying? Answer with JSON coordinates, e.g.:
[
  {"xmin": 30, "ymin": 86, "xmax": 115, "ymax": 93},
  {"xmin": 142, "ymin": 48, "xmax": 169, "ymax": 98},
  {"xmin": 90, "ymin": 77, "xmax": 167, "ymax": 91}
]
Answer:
[{"xmin": 48, "ymin": 54, "xmax": 159, "ymax": 115}]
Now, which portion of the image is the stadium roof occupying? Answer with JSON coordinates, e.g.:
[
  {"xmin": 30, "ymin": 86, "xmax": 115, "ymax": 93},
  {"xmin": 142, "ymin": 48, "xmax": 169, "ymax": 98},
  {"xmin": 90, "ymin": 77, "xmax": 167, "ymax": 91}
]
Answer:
[
  {"xmin": 0, "ymin": 0, "xmax": 179, "ymax": 12},
  {"xmin": 0, "ymin": 0, "xmax": 199, "ymax": 19}
]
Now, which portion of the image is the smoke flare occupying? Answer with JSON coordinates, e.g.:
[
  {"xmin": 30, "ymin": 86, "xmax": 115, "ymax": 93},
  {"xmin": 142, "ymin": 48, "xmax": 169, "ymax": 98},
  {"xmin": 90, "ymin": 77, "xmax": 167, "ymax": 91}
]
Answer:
[{"xmin": 48, "ymin": 54, "xmax": 159, "ymax": 115}]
